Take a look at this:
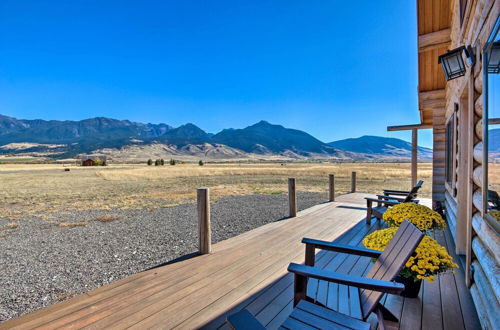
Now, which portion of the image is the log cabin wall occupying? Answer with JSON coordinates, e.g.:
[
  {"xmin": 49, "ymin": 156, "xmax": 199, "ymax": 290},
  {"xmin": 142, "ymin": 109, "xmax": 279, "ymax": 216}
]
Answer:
[{"xmin": 417, "ymin": 0, "xmax": 499, "ymax": 328}]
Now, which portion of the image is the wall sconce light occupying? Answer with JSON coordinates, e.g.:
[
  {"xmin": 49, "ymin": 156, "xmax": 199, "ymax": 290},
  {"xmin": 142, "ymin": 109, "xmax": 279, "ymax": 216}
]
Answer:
[
  {"xmin": 438, "ymin": 46, "xmax": 475, "ymax": 81},
  {"xmin": 487, "ymin": 41, "xmax": 500, "ymax": 74}
]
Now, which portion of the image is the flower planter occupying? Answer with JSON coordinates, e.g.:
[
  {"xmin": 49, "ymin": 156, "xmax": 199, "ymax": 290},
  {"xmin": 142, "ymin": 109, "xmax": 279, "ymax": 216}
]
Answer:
[{"xmin": 395, "ymin": 275, "xmax": 422, "ymax": 298}]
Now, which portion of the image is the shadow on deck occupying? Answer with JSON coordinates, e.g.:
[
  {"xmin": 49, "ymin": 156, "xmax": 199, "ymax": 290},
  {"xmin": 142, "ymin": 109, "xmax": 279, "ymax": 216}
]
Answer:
[{"xmin": 0, "ymin": 193, "xmax": 480, "ymax": 329}]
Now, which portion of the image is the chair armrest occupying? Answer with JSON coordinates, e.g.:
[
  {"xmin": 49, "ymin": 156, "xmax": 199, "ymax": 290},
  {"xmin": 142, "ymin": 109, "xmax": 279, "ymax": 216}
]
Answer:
[
  {"xmin": 365, "ymin": 197, "xmax": 400, "ymax": 206},
  {"xmin": 227, "ymin": 310, "xmax": 266, "ymax": 330},
  {"xmin": 288, "ymin": 263, "xmax": 405, "ymax": 295},
  {"xmin": 302, "ymin": 238, "xmax": 382, "ymax": 258},
  {"xmin": 384, "ymin": 191, "xmax": 410, "ymax": 196},
  {"xmin": 376, "ymin": 195, "xmax": 406, "ymax": 201},
  {"xmin": 383, "ymin": 189, "xmax": 410, "ymax": 195}
]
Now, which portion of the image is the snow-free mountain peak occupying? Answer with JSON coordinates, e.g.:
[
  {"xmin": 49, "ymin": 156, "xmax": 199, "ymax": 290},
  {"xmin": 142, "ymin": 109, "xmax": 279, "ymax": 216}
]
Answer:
[{"xmin": 0, "ymin": 114, "xmax": 436, "ymax": 160}]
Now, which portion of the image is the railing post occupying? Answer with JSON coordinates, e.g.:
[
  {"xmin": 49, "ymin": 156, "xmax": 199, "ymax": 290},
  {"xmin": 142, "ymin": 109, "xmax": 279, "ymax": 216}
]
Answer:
[
  {"xmin": 351, "ymin": 172, "xmax": 357, "ymax": 193},
  {"xmin": 328, "ymin": 174, "xmax": 335, "ymax": 202},
  {"xmin": 411, "ymin": 128, "xmax": 418, "ymax": 187},
  {"xmin": 288, "ymin": 178, "xmax": 297, "ymax": 217},
  {"xmin": 197, "ymin": 188, "xmax": 211, "ymax": 254}
]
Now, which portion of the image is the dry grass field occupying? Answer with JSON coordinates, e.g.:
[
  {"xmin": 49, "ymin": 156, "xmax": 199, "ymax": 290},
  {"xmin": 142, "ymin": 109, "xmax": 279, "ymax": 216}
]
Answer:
[
  {"xmin": 0, "ymin": 162, "xmax": 437, "ymax": 221},
  {"xmin": 489, "ymin": 163, "xmax": 500, "ymax": 194}
]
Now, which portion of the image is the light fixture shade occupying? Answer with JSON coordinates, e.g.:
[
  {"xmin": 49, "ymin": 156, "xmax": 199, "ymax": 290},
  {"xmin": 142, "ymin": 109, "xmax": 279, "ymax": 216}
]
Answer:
[
  {"xmin": 487, "ymin": 41, "xmax": 500, "ymax": 74},
  {"xmin": 438, "ymin": 46, "xmax": 467, "ymax": 81}
]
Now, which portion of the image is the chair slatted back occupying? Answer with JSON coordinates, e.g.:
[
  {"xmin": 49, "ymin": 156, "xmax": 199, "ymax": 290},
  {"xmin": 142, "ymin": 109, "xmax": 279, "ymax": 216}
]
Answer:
[
  {"xmin": 402, "ymin": 180, "xmax": 424, "ymax": 202},
  {"xmin": 360, "ymin": 220, "xmax": 424, "ymax": 319}
]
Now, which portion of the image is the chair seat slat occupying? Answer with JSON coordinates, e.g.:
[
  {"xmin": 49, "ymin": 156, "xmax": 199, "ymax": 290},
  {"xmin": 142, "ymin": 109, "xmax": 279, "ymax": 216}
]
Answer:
[
  {"xmin": 296, "ymin": 300, "xmax": 369, "ymax": 330},
  {"xmin": 360, "ymin": 221, "xmax": 424, "ymax": 318}
]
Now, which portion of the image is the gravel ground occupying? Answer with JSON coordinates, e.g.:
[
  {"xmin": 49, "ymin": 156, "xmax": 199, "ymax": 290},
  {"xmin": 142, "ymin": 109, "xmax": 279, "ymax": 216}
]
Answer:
[{"xmin": 0, "ymin": 192, "xmax": 326, "ymax": 322}]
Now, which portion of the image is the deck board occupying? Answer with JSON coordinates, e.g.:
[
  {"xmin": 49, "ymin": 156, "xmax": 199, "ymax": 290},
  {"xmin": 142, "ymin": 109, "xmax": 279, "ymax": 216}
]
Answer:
[{"xmin": 0, "ymin": 193, "xmax": 480, "ymax": 330}]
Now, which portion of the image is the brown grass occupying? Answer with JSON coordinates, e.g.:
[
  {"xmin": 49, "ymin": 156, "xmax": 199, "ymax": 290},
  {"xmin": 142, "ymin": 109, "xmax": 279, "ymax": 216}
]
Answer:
[
  {"xmin": 488, "ymin": 162, "xmax": 500, "ymax": 193},
  {"xmin": 55, "ymin": 221, "xmax": 88, "ymax": 228},
  {"xmin": 0, "ymin": 162, "xmax": 441, "ymax": 220},
  {"xmin": 0, "ymin": 223, "xmax": 19, "ymax": 231},
  {"xmin": 93, "ymin": 214, "xmax": 120, "ymax": 222}
]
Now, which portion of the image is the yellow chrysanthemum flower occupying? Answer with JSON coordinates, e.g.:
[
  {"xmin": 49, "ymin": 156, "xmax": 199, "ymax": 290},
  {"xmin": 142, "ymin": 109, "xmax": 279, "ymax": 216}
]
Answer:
[
  {"xmin": 382, "ymin": 202, "xmax": 446, "ymax": 231},
  {"xmin": 363, "ymin": 228, "xmax": 458, "ymax": 283},
  {"xmin": 490, "ymin": 211, "xmax": 500, "ymax": 222}
]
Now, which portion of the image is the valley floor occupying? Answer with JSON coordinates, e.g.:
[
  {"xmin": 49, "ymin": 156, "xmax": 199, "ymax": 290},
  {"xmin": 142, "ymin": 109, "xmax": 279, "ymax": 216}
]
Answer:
[{"xmin": 0, "ymin": 162, "xmax": 433, "ymax": 221}]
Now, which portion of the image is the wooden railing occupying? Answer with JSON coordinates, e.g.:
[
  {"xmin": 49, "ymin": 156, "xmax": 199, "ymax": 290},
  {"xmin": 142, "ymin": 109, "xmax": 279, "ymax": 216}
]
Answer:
[{"xmin": 196, "ymin": 172, "xmax": 357, "ymax": 254}]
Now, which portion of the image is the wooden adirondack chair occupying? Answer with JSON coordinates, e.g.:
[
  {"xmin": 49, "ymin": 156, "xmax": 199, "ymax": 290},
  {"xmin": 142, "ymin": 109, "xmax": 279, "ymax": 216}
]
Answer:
[
  {"xmin": 227, "ymin": 300, "xmax": 370, "ymax": 330},
  {"xmin": 381, "ymin": 180, "xmax": 424, "ymax": 198},
  {"xmin": 365, "ymin": 180, "xmax": 424, "ymax": 224},
  {"xmin": 288, "ymin": 220, "xmax": 424, "ymax": 330}
]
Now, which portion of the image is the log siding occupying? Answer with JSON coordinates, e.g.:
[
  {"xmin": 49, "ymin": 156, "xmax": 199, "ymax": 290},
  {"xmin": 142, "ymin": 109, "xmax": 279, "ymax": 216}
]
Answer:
[{"xmin": 420, "ymin": 0, "xmax": 500, "ymax": 328}]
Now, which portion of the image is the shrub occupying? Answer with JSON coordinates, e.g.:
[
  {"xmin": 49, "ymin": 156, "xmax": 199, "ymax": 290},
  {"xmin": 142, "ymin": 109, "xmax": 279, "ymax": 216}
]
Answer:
[
  {"xmin": 147, "ymin": 159, "xmax": 153, "ymax": 166},
  {"xmin": 94, "ymin": 214, "xmax": 119, "ymax": 222},
  {"xmin": 160, "ymin": 159, "xmax": 165, "ymax": 166},
  {"xmin": 155, "ymin": 159, "xmax": 161, "ymax": 166},
  {"xmin": 363, "ymin": 227, "xmax": 458, "ymax": 283},
  {"xmin": 170, "ymin": 159, "xmax": 176, "ymax": 165},
  {"xmin": 383, "ymin": 202, "xmax": 446, "ymax": 231},
  {"xmin": 199, "ymin": 160, "xmax": 204, "ymax": 166}
]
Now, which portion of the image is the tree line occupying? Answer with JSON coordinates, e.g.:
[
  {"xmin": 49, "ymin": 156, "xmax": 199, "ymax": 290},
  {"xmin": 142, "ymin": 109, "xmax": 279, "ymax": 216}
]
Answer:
[{"xmin": 147, "ymin": 159, "xmax": 204, "ymax": 166}]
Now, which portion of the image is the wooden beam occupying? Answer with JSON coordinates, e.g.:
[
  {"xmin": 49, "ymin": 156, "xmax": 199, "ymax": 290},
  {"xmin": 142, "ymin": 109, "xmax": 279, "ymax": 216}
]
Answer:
[
  {"xmin": 419, "ymin": 89, "xmax": 446, "ymax": 101},
  {"xmin": 419, "ymin": 90, "xmax": 446, "ymax": 126},
  {"xmin": 456, "ymin": 85, "xmax": 472, "ymax": 256},
  {"xmin": 420, "ymin": 98, "xmax": 446, "ymax": 109},
  {"xmin": 473, "ymin": 166, "xmax": 483, "ymax": 188},
  {"xmin": 466, "ymin": 71, "xmax": 476, "ymax": 287},
  {"xmin": 418, "ymin": 28, "xmax": 451, "ymax": 53},
  {"xmin": 473, "ymin": 142, "xmax": 483, "ymax": 164},
  {"xmin": 472, "ymin": 213, "xmax": 500, "ymax": 264},
  {"xmin": 412, "ymin": 129, "xmax": 418, "ymax": 187},
  {"xmin": 387, "ymin": 123, "xmax": 432, "ymax": 131}
]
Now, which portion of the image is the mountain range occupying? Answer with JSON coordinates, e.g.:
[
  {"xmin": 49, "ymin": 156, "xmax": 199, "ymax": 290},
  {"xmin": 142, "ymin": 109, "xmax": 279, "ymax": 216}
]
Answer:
[
  {"xmin": 0, "ymin": 114, "xmax": 435, "ymax": 161},
  {"xmin": 328, "ymin": 136, "xmax": 433, "ymax": 159}
]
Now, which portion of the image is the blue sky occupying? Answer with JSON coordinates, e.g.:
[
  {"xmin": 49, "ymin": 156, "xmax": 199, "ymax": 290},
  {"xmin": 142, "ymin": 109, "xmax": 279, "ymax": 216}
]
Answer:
[{"xmin": 0, "ymin": 1, "xmax": 433, "ymax": 147}]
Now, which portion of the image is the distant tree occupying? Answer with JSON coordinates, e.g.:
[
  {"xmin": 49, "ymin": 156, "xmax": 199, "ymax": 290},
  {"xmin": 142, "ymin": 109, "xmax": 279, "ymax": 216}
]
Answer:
[
  {"xmin": 155, "ymin": 159, "xmax": 161, "ymax": 166},
  {"xmin": 147, "ymin": 159, "xmax": 153, "ymax": 166},
  {"xmin": 198, "ymin": 160, "xmax": 204, "ymax": 166},
  {"xmin": 160, "ymin": 158, "xmax": 165, "ymax": 166},
  {"xmin": 170, "ymin": 159, "xmax": 176, "ymax": 165},
  {"xmin": 101, "ymin": 160, "xmax": 107, "ymax": 166}
]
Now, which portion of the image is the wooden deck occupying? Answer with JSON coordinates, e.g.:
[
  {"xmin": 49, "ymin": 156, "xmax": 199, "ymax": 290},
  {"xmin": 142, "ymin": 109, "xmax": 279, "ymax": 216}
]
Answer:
[{"xmin": 1, "ymin": 193, "xmax": 480, "ymax": 330}]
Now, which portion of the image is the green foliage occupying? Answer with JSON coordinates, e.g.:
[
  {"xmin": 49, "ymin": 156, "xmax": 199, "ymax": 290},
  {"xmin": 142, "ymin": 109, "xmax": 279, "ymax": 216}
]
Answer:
[
  {"xmin": 198, "ymin": 160, "xmax": 204, "ymax": 166},
  {"xmin": 155, "ymin": 159, "xmax": 161, "ymax": 166},
  {"xmin": 160, "ymin": 159, "xmax": 165, "ymax": 166},
  {"xmin": 147, "ymin": 159, "xmax": 153, "ymax": 166},
  {"xmin": 170, "ymin": 159, "xmax": 176, "ymax": 165}
]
